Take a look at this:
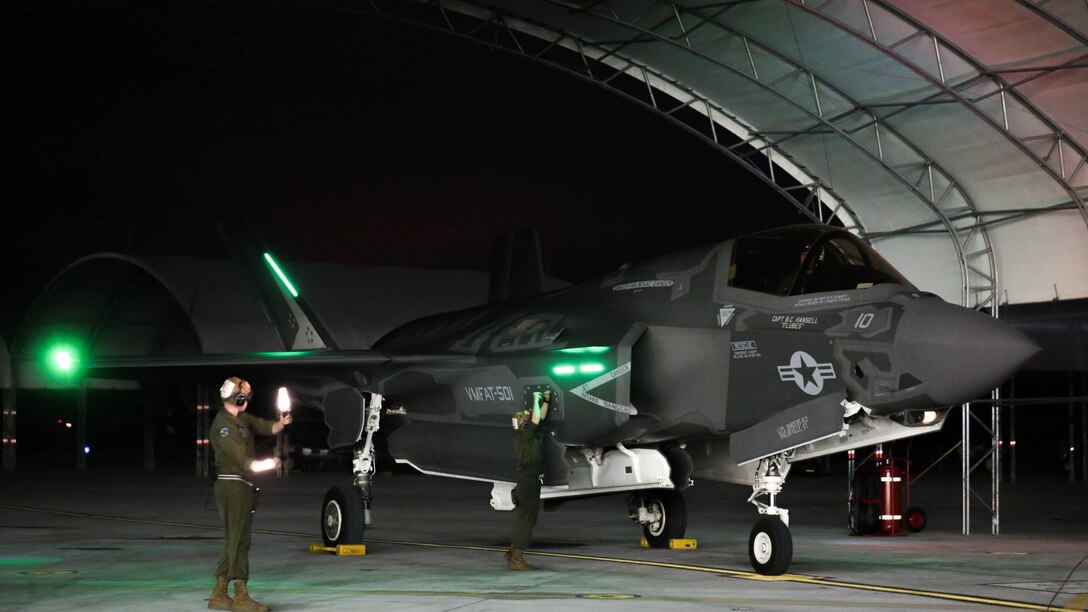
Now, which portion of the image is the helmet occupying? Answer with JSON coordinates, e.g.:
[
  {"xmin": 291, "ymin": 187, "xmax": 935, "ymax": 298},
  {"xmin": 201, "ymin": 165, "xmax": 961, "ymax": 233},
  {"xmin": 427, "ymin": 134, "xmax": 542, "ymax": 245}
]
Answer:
[
  {"xmin": 512, "ymin": 410, "xmax": 531, "ymax": 430},
  {"xmin": 219, "ymin": 377, "xmax": 252, "ymax": 406}
]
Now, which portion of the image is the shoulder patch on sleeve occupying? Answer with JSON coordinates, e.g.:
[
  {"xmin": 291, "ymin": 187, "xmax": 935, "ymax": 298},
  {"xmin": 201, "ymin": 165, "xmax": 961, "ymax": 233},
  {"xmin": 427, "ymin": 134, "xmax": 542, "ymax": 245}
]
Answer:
[{"xmin": 219, "ymin": 427, "xmax": 230, "ymax": 438}]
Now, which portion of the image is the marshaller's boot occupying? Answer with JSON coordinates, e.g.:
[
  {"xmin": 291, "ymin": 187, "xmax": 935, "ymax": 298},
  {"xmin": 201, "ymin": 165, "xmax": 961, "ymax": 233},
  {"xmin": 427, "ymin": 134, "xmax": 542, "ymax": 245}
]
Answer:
[
  {"xmin": 207, "ymin": 576, "xmax": 233, "ymax": 610},
  {"xmin": 505, "ymin": 548, "xmax": 534, "ymax": 571},
  {"xmin": 231, "ymin": 580, "xmax": 269, "ymax": 612}
]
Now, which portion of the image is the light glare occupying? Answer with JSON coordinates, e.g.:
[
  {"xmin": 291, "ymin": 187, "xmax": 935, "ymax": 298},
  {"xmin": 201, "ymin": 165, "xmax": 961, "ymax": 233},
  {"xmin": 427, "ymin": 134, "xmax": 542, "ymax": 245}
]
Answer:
[
  {"xmin": 53, "ymin": 350, "xmax": 73, "ymax": 371},
  {"xmin": 277, "ymin": 387, "xmax": 291, "ymax": 413}
]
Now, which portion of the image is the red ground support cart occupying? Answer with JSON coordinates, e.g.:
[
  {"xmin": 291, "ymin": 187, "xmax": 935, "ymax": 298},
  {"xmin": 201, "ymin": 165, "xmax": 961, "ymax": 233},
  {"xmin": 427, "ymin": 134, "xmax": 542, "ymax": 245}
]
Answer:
[{"xmin": 848, "ymin": 442, "xmax": 927, "ymax": 536}]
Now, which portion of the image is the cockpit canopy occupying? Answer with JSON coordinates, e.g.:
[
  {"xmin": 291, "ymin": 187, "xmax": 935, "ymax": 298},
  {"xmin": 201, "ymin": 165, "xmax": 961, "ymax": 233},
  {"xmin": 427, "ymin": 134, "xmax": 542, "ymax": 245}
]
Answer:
[{"xmin": 729, "ymin": 225, "xmax": 911, "ymax": 296}]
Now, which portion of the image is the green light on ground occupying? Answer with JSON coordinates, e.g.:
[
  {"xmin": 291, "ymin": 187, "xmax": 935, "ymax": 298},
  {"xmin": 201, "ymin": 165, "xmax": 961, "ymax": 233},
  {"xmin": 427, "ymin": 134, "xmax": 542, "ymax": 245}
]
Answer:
[
  {"xmin": 263, "ymin": 253, "xmax": 299, "ymax": 298},
  {"xmin": 0, "ymin": 556, "xmax": 60, "ymax": 568}
]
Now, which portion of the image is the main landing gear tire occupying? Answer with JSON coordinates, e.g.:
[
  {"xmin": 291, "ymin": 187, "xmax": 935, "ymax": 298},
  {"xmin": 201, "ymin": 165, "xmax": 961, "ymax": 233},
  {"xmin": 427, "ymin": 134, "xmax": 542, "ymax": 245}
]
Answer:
[
  {"xmin": 641, "ymin": 489, "xmax": 687, "ymax": 548},
  {"xmin": 322, "ymin": 485, "xmax": 365, "ymax": 547},
  {"xmin": 749, "ymin": 516, "xmax": 792, "ymax": 576}
]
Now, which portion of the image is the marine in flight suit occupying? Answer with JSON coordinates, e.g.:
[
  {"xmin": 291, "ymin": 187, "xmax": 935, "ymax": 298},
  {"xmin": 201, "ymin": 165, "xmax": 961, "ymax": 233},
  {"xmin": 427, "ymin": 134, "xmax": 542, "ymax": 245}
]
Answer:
[
  {"xmin": 506, "ymin": 390, "xmax": 550, "ymax": 571},
  {"xmin": 208, "ymin": 377, "xmax": 291, "ymax": 612}
]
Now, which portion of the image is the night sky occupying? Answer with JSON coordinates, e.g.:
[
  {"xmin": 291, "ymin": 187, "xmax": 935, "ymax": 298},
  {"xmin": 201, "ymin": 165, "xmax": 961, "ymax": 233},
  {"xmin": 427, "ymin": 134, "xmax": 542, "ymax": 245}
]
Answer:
[{"xmin": 0, "ymin": 0, "xmax": 802, "ymax": 340}]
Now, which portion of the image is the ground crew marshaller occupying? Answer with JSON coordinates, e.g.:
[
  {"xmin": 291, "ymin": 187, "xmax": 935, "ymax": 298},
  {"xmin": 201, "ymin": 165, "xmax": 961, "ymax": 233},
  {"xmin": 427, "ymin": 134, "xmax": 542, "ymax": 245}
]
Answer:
[
  {"xmin": 208, "ymin": 377, "xmax": 291, "ymax": 612},
  {"xmin": 506, "ymin": 389, "xmax": 550, "ymax": 570}
]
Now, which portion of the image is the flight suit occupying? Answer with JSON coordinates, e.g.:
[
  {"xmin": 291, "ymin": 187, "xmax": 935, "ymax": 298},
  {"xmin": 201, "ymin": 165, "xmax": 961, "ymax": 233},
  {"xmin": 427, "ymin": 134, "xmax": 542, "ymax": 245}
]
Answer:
[
  {"xmin": 510, "ymin": 420, "xmax": 544, "ymax": 550},
  {"xmin": 210, "ymin": 408, "xmax": 276, "ymax": 582}
]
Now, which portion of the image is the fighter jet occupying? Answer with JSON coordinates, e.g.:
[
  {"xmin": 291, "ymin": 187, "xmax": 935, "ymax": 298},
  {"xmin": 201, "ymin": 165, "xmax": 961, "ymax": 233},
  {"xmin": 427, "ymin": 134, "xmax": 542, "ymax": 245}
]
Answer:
[{"xmin": 82, "ymin": 223, "xmax": 1038, "ymax": 575}]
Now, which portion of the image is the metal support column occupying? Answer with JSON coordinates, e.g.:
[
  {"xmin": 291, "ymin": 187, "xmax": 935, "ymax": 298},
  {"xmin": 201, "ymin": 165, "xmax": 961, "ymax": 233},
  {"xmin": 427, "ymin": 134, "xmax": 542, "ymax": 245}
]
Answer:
[
  {"xmin": 991, "ymin": 389, "xmax": 1000, "ymax": 535},
  {"xmin": 962, "ymin": 402, "xmax": 970, "ymax": 535},
  {"xmin": 1082, "ymin": 372, "xmax": 1087, "ymax": 485},
  {"xmin": 196, "ymin": 386, "xmax": 210, "ymax": 480},
  {"xmin": 143, "ymin": 392, "xmax": 155, "ymax": 472},
  {"xmin": 963, "ymin": 299, "xmax": 1004, "ymax": 536},
  {"xmin": 2, "ymin": 389, "xmax": 15, "ymax": 471},
  {"xmin": 76, "ymin": 384, "xmax": 87, "ymax": 471},
  {"xmin": 1009, "ymin": 378, "xmax": 1017, "ymax": 485},
  {"xmin": 962, "ymin": 392, "xmax": 1002, "ymax": 535},
  {"xmin": 1070, "ymin": 373, "xmax": 1077, "ymax": 483}
]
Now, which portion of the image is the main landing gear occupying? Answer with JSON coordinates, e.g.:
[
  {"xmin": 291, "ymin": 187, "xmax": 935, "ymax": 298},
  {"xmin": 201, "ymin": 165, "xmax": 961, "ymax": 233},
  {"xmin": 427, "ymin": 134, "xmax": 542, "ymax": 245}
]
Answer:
[
  {"xmin": 322, "ymin": 393, "xmax": 382, "ymax": 547},
  {"xmin": 747, "ymin": 452, "xmax": 793, "ymax": 575},
  {"xmin": 628, "ymin": 488, "xmax": 687, "ymax": 548}
]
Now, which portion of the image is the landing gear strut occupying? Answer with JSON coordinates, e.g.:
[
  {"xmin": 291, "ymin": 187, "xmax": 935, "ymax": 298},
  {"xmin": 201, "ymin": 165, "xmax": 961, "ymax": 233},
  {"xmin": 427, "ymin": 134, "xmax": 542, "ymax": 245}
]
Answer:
[
  {"xmin": 321, "ymin": 392, "xmax": 382, "ymax": 547},
  {"xmin": 747, "ymin": 452, "xmax": 793, "ymax": 575}
]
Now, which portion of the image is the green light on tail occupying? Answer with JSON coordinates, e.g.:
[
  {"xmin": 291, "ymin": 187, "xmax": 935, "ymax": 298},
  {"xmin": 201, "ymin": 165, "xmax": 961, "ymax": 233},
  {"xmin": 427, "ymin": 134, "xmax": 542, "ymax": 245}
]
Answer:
[{"xmin": 263, "ymin": 253, "xmax": 299, "ymax": 298}]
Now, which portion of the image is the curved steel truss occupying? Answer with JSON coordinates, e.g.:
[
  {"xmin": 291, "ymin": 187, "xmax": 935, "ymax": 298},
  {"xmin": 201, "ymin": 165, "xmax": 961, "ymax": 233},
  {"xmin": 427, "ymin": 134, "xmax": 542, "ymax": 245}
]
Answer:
[
  {"xmin": 313, "ymin": 0, "xmax": 1008, "ymax": 307},
  {"xmin": 281, "ymin": 0, "xmax": 1088, "ymax": 308}
]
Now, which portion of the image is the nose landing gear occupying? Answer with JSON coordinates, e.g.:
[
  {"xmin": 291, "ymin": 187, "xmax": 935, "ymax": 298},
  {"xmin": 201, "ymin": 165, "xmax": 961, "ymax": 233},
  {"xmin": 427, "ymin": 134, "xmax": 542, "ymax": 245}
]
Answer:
[
  {"xmin": 321, "ymin": 393, "xmax": 381, "ymax": 547},
  {"xmin": 747, "ymin": 452, "xmax": 793, "ymax": 575}
]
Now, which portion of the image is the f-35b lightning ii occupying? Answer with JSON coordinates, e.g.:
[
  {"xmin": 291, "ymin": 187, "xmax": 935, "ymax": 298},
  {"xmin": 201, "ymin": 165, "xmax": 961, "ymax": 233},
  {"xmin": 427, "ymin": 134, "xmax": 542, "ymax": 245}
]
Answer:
[
  {"xmin": 85, "ymin": 223, "xmax": 1039, "ymax": 575},
  {"xmin": 314, "ymin": 224, "xmax": 1037, "ymax": 575}
]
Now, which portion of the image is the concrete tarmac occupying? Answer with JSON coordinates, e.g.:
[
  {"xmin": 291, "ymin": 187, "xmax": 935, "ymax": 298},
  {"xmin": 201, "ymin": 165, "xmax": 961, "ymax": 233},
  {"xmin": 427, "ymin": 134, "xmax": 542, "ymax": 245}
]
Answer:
[{"xmin": 1, "ymin": 466, "xmax": 1086, "ymax": 611}]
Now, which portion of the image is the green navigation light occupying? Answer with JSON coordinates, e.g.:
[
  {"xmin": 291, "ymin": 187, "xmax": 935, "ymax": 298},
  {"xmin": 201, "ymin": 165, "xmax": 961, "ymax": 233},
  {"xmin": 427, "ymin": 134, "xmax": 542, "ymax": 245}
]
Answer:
[
  {"xmin": 579, "ymin": 363, "xmax": 605, "ymax": 374},
  {"xmin": 44, "ymin": 342, "xmax": 81, "ymax": 380},
  {"xmin": 263, "ymin": 253, "xmax": 299, "ymax": 298},
  {"xmin": 54, "ymin": 350, "xmax": 73, "ymax": 371},
  {"xmin": 552, "ymin": 364, "xmax": 577, "ymax": 376}
]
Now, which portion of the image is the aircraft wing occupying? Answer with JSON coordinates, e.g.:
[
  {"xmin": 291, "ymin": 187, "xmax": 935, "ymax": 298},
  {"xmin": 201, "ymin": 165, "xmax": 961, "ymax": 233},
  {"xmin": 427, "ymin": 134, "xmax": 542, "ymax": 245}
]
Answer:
[
  {"xmin": 82, "ymin": 350, "xmax": 477, "ymax": 390},
  {"xmin": 86, "ymin": 350, "xmax": 476, "ymax": 369}
]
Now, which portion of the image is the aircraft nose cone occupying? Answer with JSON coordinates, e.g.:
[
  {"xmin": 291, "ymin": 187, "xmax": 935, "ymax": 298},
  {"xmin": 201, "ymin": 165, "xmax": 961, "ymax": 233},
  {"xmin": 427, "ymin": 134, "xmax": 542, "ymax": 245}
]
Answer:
[{"xmin": 895, "ymin": 299, "xmax": 1039, "ymax": 406}]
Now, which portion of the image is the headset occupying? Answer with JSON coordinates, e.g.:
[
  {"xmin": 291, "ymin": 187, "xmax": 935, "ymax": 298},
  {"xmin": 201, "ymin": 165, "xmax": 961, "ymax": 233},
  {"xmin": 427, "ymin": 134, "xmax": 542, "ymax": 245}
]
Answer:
[{"xmin": 219, "ymin": 377, "xmax": 252, "ymax": 406}]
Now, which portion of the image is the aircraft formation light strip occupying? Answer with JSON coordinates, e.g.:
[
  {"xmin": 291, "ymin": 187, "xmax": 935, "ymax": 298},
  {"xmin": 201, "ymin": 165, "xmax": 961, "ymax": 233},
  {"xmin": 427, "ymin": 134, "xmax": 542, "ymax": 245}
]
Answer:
[
  {"xmin": 570, "ymin": 362, "xmax": 637, "ymax": 415},
  {"xmin": 263, "ymin": 252, "xmax": 299, "ymax": 297},
  {"xmin": 0, "ymin": 503, "xmax": 1054, "ymax": 611}
]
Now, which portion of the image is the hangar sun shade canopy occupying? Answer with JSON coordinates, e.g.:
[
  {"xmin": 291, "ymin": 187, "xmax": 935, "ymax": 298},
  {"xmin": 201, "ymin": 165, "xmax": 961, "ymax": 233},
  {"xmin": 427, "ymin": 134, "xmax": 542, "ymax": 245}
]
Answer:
[{"xmin": 373, "ymin": 0, "xmax": 1088, "ymax": 308}]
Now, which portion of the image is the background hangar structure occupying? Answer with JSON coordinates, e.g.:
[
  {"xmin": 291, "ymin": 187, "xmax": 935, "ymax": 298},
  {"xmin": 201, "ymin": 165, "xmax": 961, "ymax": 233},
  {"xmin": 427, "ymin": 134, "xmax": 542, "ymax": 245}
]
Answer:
[{"xmin": 4, "ymin": 0, "xmax": 1088, "ymax": 534}]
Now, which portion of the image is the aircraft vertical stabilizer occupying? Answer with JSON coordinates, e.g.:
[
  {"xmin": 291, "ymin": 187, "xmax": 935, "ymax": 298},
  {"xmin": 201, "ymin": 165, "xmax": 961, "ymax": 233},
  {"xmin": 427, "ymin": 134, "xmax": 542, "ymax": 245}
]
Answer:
[
  {"xmin": 215, "ymin": 216, "xmax": 338, "ymax": 351},
  {"xmin": 488, "ymin": 229, "xmax": 545, "ymax": 303}
]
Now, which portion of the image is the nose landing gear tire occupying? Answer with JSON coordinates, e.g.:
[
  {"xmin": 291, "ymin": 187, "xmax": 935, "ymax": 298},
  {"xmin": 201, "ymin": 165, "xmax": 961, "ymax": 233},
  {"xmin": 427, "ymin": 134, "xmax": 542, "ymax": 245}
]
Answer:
[{"xmin": 749, "ymin": 516, "xmax": 792, "ymax": 575}]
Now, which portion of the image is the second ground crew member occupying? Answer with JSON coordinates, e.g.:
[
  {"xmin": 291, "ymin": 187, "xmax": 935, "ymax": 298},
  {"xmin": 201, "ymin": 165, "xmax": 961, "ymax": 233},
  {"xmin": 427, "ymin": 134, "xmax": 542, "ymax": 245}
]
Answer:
[
  {"xmin": 208, "ymin": 377, "xmax": 291, "ymax": 612},
  {"xmin": 505, "ymin": 389, "xmax": 550, "ymax": 570}
]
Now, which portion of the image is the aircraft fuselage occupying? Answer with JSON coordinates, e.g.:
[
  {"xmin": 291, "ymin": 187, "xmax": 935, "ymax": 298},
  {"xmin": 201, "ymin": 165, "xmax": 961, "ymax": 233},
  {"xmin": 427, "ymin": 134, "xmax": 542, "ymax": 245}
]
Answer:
[{"xmin": 366, "ymin": 225, "xmax": 1037, "ymax": 486}]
